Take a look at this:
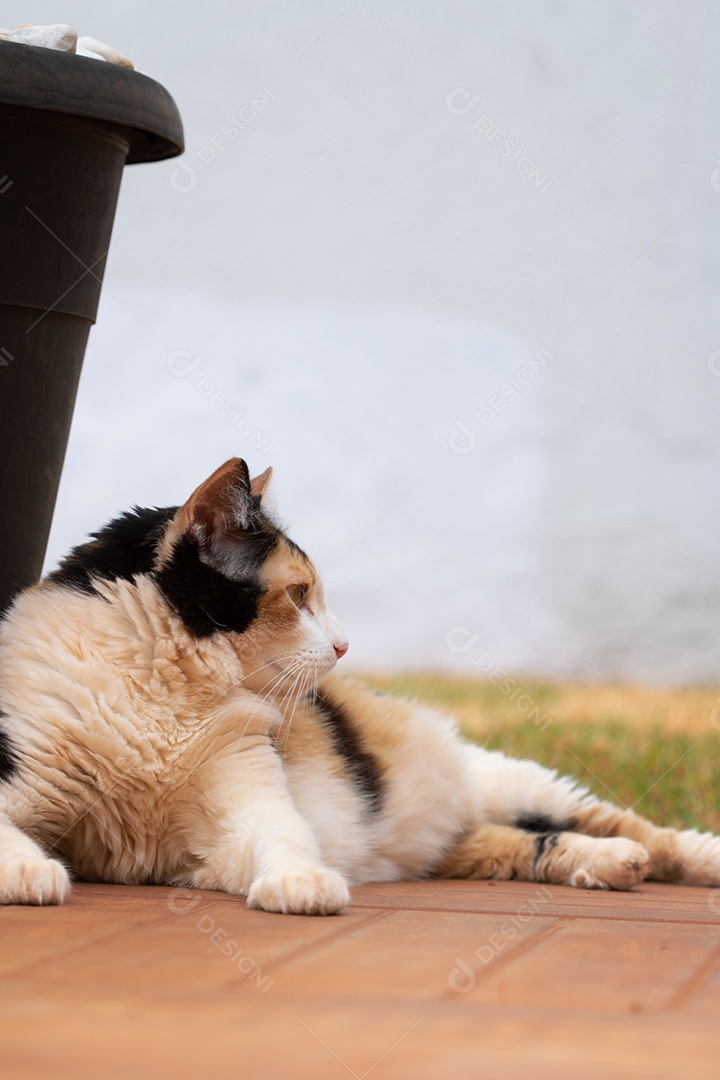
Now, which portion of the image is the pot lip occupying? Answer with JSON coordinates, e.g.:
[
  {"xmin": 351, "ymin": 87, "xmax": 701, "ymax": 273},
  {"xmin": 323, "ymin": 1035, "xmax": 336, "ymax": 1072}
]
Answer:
[{"xmin": 0, "ymin": 40, "xmax": 184, "ymax": 163}]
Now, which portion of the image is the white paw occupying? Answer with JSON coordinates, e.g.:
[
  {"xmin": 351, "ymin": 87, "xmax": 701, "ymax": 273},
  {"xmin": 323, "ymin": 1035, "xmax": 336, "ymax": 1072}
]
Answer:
[
  {"xmin": 0, "ymin": 857, "xmax": 71, "ymax": 905},
  {"xmin": 567, "ymin": 837, "xmax": 649, "ymax": 891},
  {"xmin": 247, "ymin": 865, "xmax": 350, "ymax": 915}
]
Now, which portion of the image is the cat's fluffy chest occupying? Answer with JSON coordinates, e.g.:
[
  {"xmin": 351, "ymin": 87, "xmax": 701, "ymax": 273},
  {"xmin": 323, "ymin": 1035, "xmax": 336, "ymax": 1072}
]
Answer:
[
  {"xmin": 5, "ymin": 575, "xmax": 262, "ymax": 723},
  {"xmin": 0, "ymin": 578, "xmax": 278, "ymax": 825}
]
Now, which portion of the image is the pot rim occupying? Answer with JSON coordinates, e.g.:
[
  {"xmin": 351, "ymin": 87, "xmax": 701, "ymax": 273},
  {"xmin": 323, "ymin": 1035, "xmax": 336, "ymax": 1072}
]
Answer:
[{"xmin": 0, "ymin": 40, "xmax": 184, "ymax": 163}]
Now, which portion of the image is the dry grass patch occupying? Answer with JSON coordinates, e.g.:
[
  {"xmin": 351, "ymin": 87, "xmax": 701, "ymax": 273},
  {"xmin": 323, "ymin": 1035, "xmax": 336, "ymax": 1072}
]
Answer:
[{"xmin": 352, "ymin": 671, "xmax": 720, "ymax": 834}]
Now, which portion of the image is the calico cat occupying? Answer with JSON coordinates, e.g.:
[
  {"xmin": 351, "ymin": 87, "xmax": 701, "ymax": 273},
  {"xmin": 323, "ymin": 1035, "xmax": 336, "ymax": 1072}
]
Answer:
[{"xmin": 0, "ymin": 457, "xmax": 718, "ymax": 913}]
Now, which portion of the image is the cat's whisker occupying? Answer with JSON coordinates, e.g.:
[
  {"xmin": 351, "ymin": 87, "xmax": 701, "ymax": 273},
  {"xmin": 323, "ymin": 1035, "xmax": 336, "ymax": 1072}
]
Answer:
[
  {"xmin": 265, "ymin": 660, "xmax": 307, "ymax": 744},
  {"xmin": 199, "ymin": 653, "xmax": 304, "ymax": 718},
  {"xmin": 240, "ymin": 653, "xmax": 299, "ymax": 684},
  {"xmin": 278, "ymin": 666, "xmax": 311, "ymax": 750},
  {"xmin": 257, "ymin": 657, "xmax": 305, "ymax": 701},
  {"xmin": 230, "ymin": 658, "xmax": 308, "ymax": 741}
]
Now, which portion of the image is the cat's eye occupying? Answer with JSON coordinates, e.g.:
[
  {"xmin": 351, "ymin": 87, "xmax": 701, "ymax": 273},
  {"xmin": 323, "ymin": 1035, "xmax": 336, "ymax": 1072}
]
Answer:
[{"xmin": 287, "ymin": 584, "xmax": 306, "ymax": 608}]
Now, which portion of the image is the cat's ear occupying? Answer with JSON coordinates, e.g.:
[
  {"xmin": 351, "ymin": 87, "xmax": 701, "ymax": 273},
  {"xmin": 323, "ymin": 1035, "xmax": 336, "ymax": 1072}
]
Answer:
[
  {"xmin": 180, "ymin": 458, "xmax": 257, "ymax": 542},
  {"xmin": 250, "ymin": 467, "xmax": 273, "ymax": 502}
]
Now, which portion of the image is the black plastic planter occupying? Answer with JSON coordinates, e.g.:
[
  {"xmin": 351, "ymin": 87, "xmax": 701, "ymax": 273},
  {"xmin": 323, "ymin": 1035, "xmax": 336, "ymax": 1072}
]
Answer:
[{"xmin": 0, "ymin": 41, "xmax": 183, "ymax": 615}]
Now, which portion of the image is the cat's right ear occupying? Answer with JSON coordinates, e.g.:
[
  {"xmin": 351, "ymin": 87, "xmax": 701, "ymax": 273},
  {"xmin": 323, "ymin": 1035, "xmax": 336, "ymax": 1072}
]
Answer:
[{"xmin": 177, "ymin": 458, "xmax": 257, "ymax": 545}]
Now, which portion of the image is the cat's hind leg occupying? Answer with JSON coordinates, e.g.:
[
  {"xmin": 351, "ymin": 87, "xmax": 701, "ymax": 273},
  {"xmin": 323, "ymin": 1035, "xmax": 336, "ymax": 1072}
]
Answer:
[
  {"xmin": 0, "ymin": 812, "xmax": 71, "ymax": 904},
  {"xmin": 464, "ymin": 744, "xmax": 720, "ymax": 887},
  {"xmin": 558, "ymin": 797, "xmax": 720, "ymax": 887},
  {"xmin": 435, "ymin": 822, "xmax": 649, "ymax": 890}
]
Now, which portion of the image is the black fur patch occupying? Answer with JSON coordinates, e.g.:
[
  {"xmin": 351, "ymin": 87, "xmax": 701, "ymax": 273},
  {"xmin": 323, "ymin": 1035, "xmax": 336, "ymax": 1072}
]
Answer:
[
  {"xmin": 48, "ymin": 506, "xmax": 179, "ymax": 595},
  {"xmin": 156, "ymin": 532, "xmax": 276, "ymax": 637},
  {"xmin": 516, "ymin": 813, "xmax": 574, "ymax": 834},
  {"xmin": 314, "ymin": 689, "xmax": 384, "ymax": 811},
  {"xmin": 284, "ymin": 536, "xmax": 310, "ymax": 561},
  {"xmin": 531, "ymin": 832, "xmax": 560, "ymax": 880},
  {"xmin": 0, "ymin": 712, "xmax": 18, "ymax": 782}
]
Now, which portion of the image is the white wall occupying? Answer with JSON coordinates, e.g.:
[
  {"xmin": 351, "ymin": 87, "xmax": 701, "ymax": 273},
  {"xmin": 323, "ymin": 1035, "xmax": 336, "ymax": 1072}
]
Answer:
[{"xmin": 8, "ymin": 0, "xmax": 718, "ymax": 682}]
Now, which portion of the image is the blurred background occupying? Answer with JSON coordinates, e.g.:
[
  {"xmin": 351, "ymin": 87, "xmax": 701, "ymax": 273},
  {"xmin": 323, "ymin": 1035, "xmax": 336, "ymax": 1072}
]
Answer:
[{"xmin": 7, "ymin": 0, "xmax": 718, "ymax": 683}]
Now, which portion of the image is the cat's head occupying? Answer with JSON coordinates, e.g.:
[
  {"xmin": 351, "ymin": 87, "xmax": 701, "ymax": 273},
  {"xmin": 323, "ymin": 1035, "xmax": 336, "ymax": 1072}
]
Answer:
[{"xmin": 156, "ymin": 458, "xmax": 347, "ymax": 697}]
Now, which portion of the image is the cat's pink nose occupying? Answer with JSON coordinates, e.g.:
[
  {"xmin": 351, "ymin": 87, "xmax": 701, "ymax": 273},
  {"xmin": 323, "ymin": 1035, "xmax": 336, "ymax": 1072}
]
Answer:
[{"xmin": 334, "ymin": 641, "xmax": 349, "ymax": 660}]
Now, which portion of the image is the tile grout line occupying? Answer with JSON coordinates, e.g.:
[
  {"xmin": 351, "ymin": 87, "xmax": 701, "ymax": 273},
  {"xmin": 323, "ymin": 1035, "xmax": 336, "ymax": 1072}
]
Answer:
[
  {"xmin": 665, "ymin": 942, "xmax": 720, "ymax": 1012},
  {"xmin": 214, "ymin": 907, "xmax": 396, "ymax": 992},
  {"xmin": 439, "ymin": 917, "xmax": 575, "ymax": 1001},
  {"xmin": 346, "ymin": 900, "xmax": 720, "ymax": 925},
  {"xmin": 0, "ymin": 907, "xmax": 185, "ymax": 981}
]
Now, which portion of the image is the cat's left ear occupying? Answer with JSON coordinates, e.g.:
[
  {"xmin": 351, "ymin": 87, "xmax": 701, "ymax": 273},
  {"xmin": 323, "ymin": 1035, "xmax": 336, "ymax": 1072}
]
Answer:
[
  {"xmin": 180, "ymin": 457, "xmax": 257, "ymax": 543},
  {"xmin": 250, "ymin": 467, "xmax": 273, "ymax": 503}
]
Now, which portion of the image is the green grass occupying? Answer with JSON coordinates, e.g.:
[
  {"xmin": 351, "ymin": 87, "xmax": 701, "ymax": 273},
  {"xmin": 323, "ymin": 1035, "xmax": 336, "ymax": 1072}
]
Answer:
[
  {"xmin": 357, "ymin": 671, "xmax": 720, "ymax": 833},
  {"xmin": 479, "ymin": 721, "xmax": 719, "ymax": 833}
]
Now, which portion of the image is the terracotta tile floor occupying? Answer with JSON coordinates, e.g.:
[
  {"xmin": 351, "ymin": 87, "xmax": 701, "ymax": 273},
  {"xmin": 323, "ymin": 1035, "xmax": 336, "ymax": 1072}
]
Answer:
[{"xmin": 2, "ymin": 879, "xmax": 719, "ymax": 1079}]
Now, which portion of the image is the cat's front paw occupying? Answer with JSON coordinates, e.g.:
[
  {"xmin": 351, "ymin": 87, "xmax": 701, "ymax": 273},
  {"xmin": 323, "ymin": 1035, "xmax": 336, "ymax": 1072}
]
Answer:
[
  {"xmin": 567, "ymin": 837, "xmax": 649, "ymax": 891},
  {"xmin": 0, "ymin": 857, "xmax": 71, "ymax": 905},
  {"xmin": 247, "ymin": 865, "xmax": 350, "ymax": 915}
]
